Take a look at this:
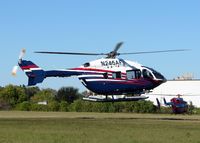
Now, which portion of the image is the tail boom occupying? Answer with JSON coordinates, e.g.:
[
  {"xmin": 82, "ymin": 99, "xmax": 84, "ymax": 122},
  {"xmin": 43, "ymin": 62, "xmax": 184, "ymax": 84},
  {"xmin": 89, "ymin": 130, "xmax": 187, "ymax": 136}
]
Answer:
[{"xmin": 19, "ymin": 60, "xmax": 82, "ymax": 86}]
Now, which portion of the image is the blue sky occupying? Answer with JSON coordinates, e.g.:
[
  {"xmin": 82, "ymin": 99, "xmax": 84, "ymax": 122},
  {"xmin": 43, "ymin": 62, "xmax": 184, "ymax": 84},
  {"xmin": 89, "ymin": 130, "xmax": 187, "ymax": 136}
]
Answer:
[{"xmin": 0, "ymin": 0, "xmax": 200, "ymax": 91}]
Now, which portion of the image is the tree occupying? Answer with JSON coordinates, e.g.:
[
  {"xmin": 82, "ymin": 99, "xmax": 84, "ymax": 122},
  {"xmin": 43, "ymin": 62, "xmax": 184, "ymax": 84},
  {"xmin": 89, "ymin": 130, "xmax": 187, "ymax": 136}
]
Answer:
[
  {"xmin": 0, "ymin": 98, "xmax": 11, "ymax": 110},
  {"xmin": 24, "ymin": 86, "xmax": 40, "ymax": 100},
  {"xmin": 31, "ymin": 88, "xmax": 57, "ymax": 103},
  {"xmin": 56, "ymin": 87, "xmax": 80, "ymax": 103},
  {"xmin": 0, "ymin": 85, "xmax": 26, "ymax": 107},
  {"xmin": 0, "ymin": 86, "xmax": 4, "ymax": 92}
]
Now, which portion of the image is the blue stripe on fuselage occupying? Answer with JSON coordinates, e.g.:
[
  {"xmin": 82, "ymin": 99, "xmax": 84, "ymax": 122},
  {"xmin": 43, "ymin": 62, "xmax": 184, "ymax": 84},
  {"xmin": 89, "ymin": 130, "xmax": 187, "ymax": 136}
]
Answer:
[{"xmin": 79, "ymin": 78, "xmax": 155, "ymax": 95}]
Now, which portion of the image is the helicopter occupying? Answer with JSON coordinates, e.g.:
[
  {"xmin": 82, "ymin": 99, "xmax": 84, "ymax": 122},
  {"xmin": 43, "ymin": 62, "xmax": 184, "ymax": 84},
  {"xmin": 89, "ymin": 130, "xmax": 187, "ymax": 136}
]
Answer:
[
  {"xmin": 12, "ymin": 42, "xmax": 188, "ymax": 102},
  {"xmin": 156, "ymin": 94, "xmax": 188, "ymax": 114}
]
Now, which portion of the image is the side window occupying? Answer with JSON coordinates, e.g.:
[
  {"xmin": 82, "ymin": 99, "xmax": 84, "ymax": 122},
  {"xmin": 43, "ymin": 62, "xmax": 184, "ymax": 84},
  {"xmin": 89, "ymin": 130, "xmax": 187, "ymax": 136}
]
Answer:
[
  {"xmin": 83, "ymin": 62, "xmax": 90, "ymax": 67},
  {"xmin": 135, "ymin": 70, "xmax": 141, "ymax": 79},
  {"xmin": 127, "ymin": 70, "xmax": 135, "ymax": 80},
  {"xmin": 112, "ymin": 71, "xmax": 121, "ymax": 79},
  {"xmin": 103, "ymin": 73, "xmax": 108, "ymax": 79},
  {"xmin": 126, "ymin": 70, "xmax": 141, "ymax": 80}
]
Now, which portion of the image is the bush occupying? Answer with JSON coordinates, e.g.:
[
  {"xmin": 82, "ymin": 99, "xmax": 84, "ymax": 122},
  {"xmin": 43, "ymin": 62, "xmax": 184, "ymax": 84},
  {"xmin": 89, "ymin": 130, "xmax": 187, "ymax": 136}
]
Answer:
[
  {"xmin": 69, "ymin": 100, "xmax": 83, "ymax": 112},
  {"xmin": 31, "ymin": 103, "xmax": 49, "ymax": 111},
  {"xmin": 192, "ymin": 108, "xmax": 200, "ymax": 114},
  {"xmin": 92, "ymin": 102, "xmax": 110, "ymax": 113},
  {"xmin": 137, "ymin": 101, "xmax": 157, "ymax": 113},
  {"xmin": 16, "ymin": 101, "xmax": 31, "ymax": 111},
  {"xmin": 0, "ymin": 98, "xmax": 11, "ymax": 110},
  {"xmin": 121, "ymin": 101, "xmax": 157, "ymax": 113},
  {"xmin": 159, "ymin": 107, "xmax": 172, "ymax": 114},
  {"xmin": 124, "ymin": 102, "xmax": 135, "ymax": 112},
  {"xmin": 82, "ymin": 101, "xmax": 93, "ymax": 112},
  {"xmin": 48, "ymin": 101, "xmax": 60, "ymax": 111},
  {"xmin": 112, "ymin": 102, "xmax": 125, "ymax": 112},
  {"xmin": 59, "ymin": 101, "xmax": 69, "ymax": 112},
  {"xmin": 188, "ymin": 104, "xmax": 195, "ymax": 114}
]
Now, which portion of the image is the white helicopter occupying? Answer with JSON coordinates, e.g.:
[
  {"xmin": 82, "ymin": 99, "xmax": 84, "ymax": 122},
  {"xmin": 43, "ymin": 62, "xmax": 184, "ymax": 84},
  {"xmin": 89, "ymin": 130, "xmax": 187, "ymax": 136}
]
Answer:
[{"xmin": 12, "ymin": 42, "xmax": 187, "ymax": 102}]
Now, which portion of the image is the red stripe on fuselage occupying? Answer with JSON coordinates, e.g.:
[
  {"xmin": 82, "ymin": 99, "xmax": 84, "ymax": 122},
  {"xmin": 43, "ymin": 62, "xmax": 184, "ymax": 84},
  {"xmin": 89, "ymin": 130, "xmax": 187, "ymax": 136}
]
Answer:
[
  {"xmin": 71, "ymin": 67, "xmax": 126, "ymax": 75},
  {"xmin": 21, "ymin": 65, "xmax": 39, "ymax": 70}
]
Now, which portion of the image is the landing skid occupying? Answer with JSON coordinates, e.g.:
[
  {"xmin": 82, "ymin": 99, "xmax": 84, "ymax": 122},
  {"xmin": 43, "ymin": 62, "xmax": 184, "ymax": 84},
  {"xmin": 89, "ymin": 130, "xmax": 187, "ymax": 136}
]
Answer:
[{"xmin": 82, "ymin": 95, "xmax": 148, "ymax": 102}]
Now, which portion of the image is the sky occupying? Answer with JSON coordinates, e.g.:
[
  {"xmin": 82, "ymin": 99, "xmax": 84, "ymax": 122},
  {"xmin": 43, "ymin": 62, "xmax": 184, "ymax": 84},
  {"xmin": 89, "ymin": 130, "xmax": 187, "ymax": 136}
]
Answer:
[{"xmin": 0, "ymin": 0, "xmax": 200, "ymax": 91}]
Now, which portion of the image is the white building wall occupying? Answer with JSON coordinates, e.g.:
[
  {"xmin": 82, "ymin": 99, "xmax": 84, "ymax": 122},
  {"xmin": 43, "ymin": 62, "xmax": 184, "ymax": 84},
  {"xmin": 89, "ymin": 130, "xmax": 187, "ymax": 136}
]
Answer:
[{"xmin": 145, "ymin": 80, "xmax": 200, "ymax": 107}]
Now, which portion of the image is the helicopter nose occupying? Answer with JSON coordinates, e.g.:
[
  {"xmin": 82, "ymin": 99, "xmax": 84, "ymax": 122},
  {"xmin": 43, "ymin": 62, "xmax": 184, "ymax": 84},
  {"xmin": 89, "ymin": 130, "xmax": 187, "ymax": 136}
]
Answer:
[
  {"xmin": 155, "ymin": 74, "xmax": 166, "ymax": 84},
  {"xmin": 162, "ymin": 77, "xmax": 167, "ymax": 83},
  {"xmin": 155, "ymin": 76, "xmax": 166, "ymax": 87}
]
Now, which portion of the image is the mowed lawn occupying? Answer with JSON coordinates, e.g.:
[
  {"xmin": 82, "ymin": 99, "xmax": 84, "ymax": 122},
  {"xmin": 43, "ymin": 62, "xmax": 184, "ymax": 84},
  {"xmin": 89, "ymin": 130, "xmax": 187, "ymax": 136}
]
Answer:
[{"xmin": 0, "ymin": 111, "xmax": 200, "ymax": 143}]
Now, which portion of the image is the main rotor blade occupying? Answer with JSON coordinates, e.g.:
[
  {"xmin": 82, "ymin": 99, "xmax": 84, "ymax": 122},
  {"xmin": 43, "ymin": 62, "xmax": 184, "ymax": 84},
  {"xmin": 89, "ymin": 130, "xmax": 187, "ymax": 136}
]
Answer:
[
  {"xmin": 35, "ymin": 51, "xmax": 107, "ymax": 56},
  {"xmin": 35, "ymin": 48, "xmax": 190, "ymax": 57},
  {"xmin": 106, "ymin": 42, "xmax": 124, "ymax": 58},
  {"xmin": 119, "ymin": 49, "xmax": 190, "ymax": 55},
  {"xmin": 113, "ymin": 42, "xmax": 123, "ymax": 53}
]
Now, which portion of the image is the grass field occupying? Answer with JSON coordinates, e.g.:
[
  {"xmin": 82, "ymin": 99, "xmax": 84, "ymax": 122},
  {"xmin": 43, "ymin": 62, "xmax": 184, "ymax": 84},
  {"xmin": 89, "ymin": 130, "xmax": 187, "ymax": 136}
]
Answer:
[{"xmin": 0, "ymin": 111, "xmax": 200, "ymax": 143}]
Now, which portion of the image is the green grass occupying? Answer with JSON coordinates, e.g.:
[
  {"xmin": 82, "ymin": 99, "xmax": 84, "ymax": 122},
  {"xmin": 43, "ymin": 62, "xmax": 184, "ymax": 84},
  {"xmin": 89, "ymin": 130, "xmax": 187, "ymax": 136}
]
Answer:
[{"xmin": 0, "ymin": 111, "xmax": 200, "ymax": 143}]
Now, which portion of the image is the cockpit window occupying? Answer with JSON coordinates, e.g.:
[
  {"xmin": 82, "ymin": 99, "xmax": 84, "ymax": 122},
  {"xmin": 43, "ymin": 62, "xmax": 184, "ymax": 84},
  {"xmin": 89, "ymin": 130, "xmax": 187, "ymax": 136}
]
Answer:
[
  {"xmin": 83, "ymin": 62, "xmax": 90, "ymax": 67},
  {"xmin": 142, "ymin": 69, "xmax": 153, "ymax": 79}
]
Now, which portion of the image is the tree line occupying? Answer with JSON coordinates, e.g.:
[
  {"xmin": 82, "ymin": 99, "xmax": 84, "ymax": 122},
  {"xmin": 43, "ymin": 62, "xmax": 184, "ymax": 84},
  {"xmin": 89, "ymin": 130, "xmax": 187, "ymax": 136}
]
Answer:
[{"xmin": 0, "ymin": 84, "xmax": 199, "ymax": 114}]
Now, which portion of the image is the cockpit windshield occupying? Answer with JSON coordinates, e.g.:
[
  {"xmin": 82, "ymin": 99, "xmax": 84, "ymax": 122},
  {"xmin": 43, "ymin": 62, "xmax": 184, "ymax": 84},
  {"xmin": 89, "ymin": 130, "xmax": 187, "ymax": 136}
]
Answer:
[{"xmin": 143, "ymin": 66, "xmax": 165, "ymax": 80}]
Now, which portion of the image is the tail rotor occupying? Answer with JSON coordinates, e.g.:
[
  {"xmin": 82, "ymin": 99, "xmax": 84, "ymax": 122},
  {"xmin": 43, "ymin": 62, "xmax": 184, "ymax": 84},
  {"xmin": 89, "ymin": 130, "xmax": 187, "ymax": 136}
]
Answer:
[
  {"xmin": 18, "ymin": 48, "xmax": 26, "ymax": 63},
  {"xmin": 11, "ymin": 48, "xmax": 26, "ymax": 76}
]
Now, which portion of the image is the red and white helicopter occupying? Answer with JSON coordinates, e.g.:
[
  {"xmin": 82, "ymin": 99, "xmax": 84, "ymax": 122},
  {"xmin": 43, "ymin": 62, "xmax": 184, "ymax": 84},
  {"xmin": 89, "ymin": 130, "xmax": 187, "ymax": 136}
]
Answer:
[
  {"xmin": 12, "ymin": 42, "xmax": 187, "ymax": 102},
  {"xmin": 156, "ymin": 95, "xmax": 188, "ymax": 114}
]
